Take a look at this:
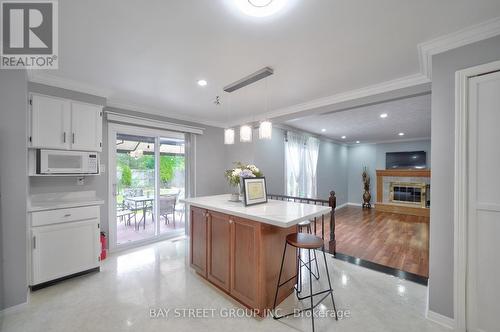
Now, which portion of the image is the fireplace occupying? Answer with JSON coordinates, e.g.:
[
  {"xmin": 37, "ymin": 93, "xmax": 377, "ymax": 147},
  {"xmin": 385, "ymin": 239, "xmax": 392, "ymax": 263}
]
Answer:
[{"xmin": 389, "ymin": 182, "xmax": 427, "ymax": 207}]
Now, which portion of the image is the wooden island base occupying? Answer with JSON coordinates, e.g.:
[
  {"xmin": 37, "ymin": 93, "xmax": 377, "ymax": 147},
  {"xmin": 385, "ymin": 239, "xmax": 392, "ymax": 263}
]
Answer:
[{"xmin": 190, "ymin": 206, "xmax": 297, "ymax": 315}]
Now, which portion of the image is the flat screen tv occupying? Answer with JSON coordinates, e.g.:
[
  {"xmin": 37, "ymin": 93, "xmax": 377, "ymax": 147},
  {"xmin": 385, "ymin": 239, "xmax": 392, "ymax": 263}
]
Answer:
[{"xmin": 386, "ymin": 151, "xmax": 426, "ymax": 169}]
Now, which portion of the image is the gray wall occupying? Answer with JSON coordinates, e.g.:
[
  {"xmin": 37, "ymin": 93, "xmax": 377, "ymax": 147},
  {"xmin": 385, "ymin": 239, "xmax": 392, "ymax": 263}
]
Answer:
[
  {"xmin": 347, "ymin": 140, "xmax": 431, "ymax": 204},
  {"xmin": 225, "ymin": 127, "xmax": 349, "ymax": 204},
  {"xmin": 429, "ymin": 35, "xmax": 500, "ymax": 319},
  {"xmin": 0, "ymin": 70, "xmax": 28, "ymax": 310}
]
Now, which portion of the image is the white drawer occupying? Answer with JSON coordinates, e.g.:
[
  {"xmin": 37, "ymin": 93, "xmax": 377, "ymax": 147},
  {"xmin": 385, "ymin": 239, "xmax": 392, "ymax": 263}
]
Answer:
[{"xmin": 31, "ymin": 206, "xmax": 99, "ymax": 227}]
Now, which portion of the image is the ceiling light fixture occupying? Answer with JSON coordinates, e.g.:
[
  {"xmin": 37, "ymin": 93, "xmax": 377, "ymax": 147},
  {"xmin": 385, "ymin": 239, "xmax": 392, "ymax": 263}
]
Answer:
[
  {"xmin": 341, "ymin": 136, "xmax": 346, "ymax": 139},
  {"xmin": 321, "ymin": 128, "xmax": 326, "ymax": 132},
  {"xmin": 234, "ymin": 0, "xmax": 287, "ymax": 17},
  {"xmin": 240, "ymin": 125, "xmax": 253, "ymax": 143},
  {"xmin": 356, "ymin": 141, "xmax": 360, "ymax": 144},
  {"xmin": 259, "ymin": 121, "xmax": 272, "ymax": 140},
  {"xmin": 248, "ymin": 0, "xmax": 273, "ymax": 7},
  {"xmin": 398, "ymin": 132, "xmax": 405, "ymax": 136},
  {"xmin": 197, "ymin": 79, "xmax": 207, "ymax": 86},
  {"xmin": 224, "ymin": 128, "xmax": 235, "ymax": 145},
  {"xmin": 380, "ymin": 113, "xmax": 388, "ymax": 118}
]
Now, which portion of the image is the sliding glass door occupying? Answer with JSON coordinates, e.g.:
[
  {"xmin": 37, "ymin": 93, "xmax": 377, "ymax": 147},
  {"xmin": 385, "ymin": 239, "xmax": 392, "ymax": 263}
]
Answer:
[{"xmin": 109, "ymin": 124, "xmax": 186, "ymax": 250}]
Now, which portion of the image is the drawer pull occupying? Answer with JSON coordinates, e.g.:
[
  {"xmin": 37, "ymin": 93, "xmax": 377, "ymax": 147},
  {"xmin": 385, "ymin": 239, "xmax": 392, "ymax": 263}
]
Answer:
[
  {"xmin": 229, "ymin": 219, "xmax": 234, "ymax": 224},
  {"xmin": 63, "ymin": 214, "xmax": 72, "ymax": 217}
]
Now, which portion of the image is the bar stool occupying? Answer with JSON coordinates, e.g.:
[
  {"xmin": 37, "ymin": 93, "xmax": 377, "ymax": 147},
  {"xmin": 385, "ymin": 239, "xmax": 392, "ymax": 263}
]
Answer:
[
  {"xmin": 297, "ymin": 220, "xmax": 320, "ymax": 283},
  {"xmin": 272, "ymin": 233, "xmax": 338, "ymax": 332}
]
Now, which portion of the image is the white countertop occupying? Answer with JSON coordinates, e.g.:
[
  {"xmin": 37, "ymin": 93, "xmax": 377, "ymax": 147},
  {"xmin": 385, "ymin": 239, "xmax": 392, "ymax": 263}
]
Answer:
[
  {"xmin": 28, "ymin": 191, "xmax": 104, "ymax": 212},
  {"xmin": 181, "ymin": 194, "xmax": 331, "ymax": 228}
]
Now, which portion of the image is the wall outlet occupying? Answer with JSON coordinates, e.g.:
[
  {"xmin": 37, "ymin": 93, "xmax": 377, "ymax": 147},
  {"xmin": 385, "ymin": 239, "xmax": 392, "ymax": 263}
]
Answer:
[{"xmin": 76, "ymin": 177, "xmax": 85, "ymax": 185}]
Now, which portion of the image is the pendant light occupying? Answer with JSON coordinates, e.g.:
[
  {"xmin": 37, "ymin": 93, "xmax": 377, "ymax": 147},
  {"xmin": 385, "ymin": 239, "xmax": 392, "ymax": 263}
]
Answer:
[
  {"xmin": 224, "ymin": 93, "xmax": 235, "ymax": 145},
  {"xmin": 259, "ymin": 120, "xmax": 272, "ymax": 139},
  {"xmin": 258, "ymin": 76, "xmax": 272, "ymax": 140},
  {"xmin": 240, "ymin": 125, "xmax": 253, "ymax": 143},
  {"xmin": 224, "ymin": 128, "xmax": 235, "ymax": 145}
]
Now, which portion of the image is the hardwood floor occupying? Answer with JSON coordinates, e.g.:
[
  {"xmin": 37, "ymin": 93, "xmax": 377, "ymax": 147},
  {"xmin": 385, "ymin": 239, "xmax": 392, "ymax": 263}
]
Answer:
[{"xmin": 333, "ymin": 206, "xmax": 429, "ymax": 277}]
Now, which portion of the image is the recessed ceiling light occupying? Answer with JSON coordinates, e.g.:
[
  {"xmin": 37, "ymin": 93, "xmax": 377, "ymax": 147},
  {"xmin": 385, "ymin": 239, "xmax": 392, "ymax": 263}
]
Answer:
[
  {"xmin": 380, "ymin": 113, "xmax": 388, "ymax": 118},
  {"xmin": 398, "ymin": 132, "xmax": 405, "ymax": 136},
  {"xmin": 234, "ymin": 0, "xmax": 287, "ymax": 17},
  {"xmin": 341, "ymin": 136, "xmax": 346, "ymax": 139},
  {"xmin": 356, "ymin": 141, "xmax": 360, "ymax": 144},
  {"xmin": 197, "ymin": 79, "xmax": 207, "ymax": 86},
  {"xmin": 321, "ymin": 128, "xmax": 326, "ymax": 132}
]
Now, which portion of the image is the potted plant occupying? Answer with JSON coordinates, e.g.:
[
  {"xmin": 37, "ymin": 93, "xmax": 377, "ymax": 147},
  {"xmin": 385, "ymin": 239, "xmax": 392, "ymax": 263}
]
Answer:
[{"xmin": 225, "ymin": 162, "xmax": 263, "ymax": 202}]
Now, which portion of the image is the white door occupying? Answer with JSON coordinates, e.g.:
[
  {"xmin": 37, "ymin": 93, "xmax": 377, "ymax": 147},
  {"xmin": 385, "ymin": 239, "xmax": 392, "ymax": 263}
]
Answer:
[
  {"xmin": 71, "ymin": 101, "xmax": 103, "ymax": 152},
  {"xmin": 466, "ymin": 70, "xmax": 500, "ymax": 332},
  {"xmin": 31, "ymin": 94, "xmax": 71, "ymax": 150},
  {"xmin": 31, "ymin": 219, "xmax": 100, "ymax": 285}
]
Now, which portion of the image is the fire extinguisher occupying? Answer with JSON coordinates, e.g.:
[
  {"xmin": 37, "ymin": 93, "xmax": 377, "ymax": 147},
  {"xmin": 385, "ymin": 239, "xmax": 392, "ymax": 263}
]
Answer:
[{"xmin": 100, "ymin": 232, "xmax": 107, "ymax": 260}]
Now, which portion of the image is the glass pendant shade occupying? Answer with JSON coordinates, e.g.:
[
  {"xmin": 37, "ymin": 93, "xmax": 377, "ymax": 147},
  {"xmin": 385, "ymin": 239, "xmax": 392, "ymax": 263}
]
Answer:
[
  {"xmin": 224, "ymin": 128, "xmax": 235, "ymax": 145},
  {"xmin": 239, "ymin": 125, "xmax": 253, "ymax": 143},
  {"xmin": 259, "ymin": 121, "xmax": 272, "ymax": 140}
]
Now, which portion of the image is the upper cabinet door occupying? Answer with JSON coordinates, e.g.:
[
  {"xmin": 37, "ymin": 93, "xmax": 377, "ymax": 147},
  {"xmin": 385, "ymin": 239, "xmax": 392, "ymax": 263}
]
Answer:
[
  {"xmin": 70, "ymin": 102, "xmax": 103, "ymax": 152},
  {"xmin": 31, "ymin": 95, "xmax": 71, "ymax": 150}
]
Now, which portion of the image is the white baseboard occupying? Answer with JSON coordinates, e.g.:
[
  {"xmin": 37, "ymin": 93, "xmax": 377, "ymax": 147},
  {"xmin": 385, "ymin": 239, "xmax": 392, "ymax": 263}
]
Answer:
[
  {"xmin": 426, "ymin": 310, "xmax": 455, "ymax": 330},
  {"xmin": 347, "ymin": 202, "xmax": 375, "ymax": 208},
  {"xmin": 335, "ymin": 203, "xmax": 348, "ymax": 210}
]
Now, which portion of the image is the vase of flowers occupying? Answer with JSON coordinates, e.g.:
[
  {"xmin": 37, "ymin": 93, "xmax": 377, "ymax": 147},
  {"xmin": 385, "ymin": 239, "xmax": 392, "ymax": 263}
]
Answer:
[{"xmin": 225, "ymin": 162, "xmax": 263, "ymax": 202}]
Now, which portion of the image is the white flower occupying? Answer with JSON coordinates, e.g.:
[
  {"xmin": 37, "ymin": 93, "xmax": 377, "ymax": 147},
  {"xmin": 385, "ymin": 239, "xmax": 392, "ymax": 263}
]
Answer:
[
  {"xmin": 247, "ymin": 165, "xmax": 259, "ymax": 173},
  {"xmin": 232, "ymin": 168, "xmax": 242, "ymax": 177}
]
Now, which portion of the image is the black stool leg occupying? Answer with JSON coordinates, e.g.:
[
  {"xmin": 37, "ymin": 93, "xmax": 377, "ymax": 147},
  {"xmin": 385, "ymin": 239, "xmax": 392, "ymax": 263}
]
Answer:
[
  {"xmin": 272, "ymin": 241, "xmax": 288, "ymax": 317},
  {"xmin": 308, "ymin": 249, "xmax": 315, "ymax": 332},
  {"xmin": 313, "ymin": 250, "xmax": 320, "ymax": 280},
  {"xmin": 322, "ymin": 247, "xmax": 338, "ymax": 321},
  {"xmin": 296, "ymin": 248, "xmax": 302, "ymax": 294}
]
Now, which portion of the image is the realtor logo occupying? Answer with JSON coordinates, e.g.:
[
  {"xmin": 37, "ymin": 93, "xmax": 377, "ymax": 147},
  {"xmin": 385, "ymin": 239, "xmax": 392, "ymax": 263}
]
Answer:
[{"xmin": 1, "ymin": 0, "xmax": 58, "ymax": 69}]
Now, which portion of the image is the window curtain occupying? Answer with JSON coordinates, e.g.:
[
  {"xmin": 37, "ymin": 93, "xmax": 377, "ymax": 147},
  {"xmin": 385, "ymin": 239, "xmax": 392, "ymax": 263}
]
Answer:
[
  {"xmin": 306, "ymin": 136, "xmax": 320, "ymax": 197},
  {"xmin": 285, "ymin": 131, "xmax": 306, "ymax": 196},
  {"xmin": 285, "ymin": 131, "xmax": 319, "ymax": 198}
]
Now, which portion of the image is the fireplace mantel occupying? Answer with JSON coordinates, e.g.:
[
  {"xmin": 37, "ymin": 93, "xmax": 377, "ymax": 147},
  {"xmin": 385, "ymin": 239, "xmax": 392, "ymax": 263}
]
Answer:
[{"xmin": 376, "ymin": 169, "xmax": 431, "ymax": 217}]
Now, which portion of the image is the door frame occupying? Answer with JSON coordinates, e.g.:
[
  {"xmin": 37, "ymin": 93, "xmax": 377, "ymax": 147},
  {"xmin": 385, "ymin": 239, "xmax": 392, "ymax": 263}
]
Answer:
[
  {"xmin": 453, "ymin": 60, "xmax": 500, "ymax": 332},
  {"xmin": 107, "ymin": 122, "xmax": 187, "ymax": 252}
]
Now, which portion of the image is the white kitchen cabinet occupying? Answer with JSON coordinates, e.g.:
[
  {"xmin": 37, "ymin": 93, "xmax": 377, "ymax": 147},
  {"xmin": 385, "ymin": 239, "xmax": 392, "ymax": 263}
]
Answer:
[
  {"xmin": 29, "ymin": 94, "xmax": 103, "ymax": 152},
  {"xmin": 71, "ymin": 101, "xmax": 103, "ymax": 152},
  {"xmin": 30, "ymin": 206, "xmax": 101, "ymax": 286},
  {"xmin": 31, "ymin": 94, "xmax": 71, "ymax": 150}
]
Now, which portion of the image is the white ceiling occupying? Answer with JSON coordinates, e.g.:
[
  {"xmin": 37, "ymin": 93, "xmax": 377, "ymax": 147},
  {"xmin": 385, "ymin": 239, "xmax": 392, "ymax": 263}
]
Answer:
[
  {"xmin": 285, "ymin": 94, "xmax": 431, "ymax": 144},
  {"xmin": 34, "ymin": 0, "xmax": 500, "ymax": 126}
]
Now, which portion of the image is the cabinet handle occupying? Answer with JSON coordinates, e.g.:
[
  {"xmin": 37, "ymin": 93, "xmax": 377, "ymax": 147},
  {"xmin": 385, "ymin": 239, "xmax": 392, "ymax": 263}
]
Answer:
[
  {"xmin": 63, "ymin": 214, "xmax": 71, "ymax": 217},
  {"xmin": 72, "ymin": 133, "xmax": 75, "ymax": 144},
  {"xmin": 33, "ymin": 236, "xmax": 36, "ymax": 249},
  {"xmin": 229, "ymin": 219, "xmax": 234, "ymax": 224},
  {"xmin": 63, "ymin": 132, "xmax": 66, "ymax": 143}
]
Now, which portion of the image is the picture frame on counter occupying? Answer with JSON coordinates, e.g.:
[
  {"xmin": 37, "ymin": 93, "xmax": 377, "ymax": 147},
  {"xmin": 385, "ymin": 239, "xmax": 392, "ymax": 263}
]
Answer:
[{"xmin": 242, "ymin": 177, "xmax": 268, "ymax": 206}]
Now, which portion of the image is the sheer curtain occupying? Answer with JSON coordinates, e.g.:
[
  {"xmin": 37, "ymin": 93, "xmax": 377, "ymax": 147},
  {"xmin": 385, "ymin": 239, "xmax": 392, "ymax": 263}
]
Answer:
[
  {"xmin": 306, "ymin": 136, "xmax": 320, "ymax": 197},
  {"xmin": 285, "ymin": 131, "xmax": 305, "ymax": 196},
  {"xmin": 285, "ymin": 131, "xmax": 319, "ymax": 198}
]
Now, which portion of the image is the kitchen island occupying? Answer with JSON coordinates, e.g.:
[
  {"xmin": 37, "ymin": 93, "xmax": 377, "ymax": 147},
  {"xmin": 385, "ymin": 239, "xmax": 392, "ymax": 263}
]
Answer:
[{"xmin": 182, "ymin": 194, "xmax": 332, "ymax": 315}]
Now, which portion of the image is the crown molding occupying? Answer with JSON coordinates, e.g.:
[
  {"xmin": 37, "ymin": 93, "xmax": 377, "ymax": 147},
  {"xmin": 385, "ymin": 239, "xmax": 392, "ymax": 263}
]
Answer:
[
  {"xmin": 228, "ymin": 73, "xmax": 431, "ymax": 127},
  {"xmin": 418, "ymin": 16, "xmax": 500, "ymax": 79},
  {"xmin": 27, "ymin": 71, "xmax": 112, "ymax": 98},
  {"xmin": 106, "ymin": 99, "xmax": 226, "ymax": 129},
  {"xmin": 346, "ymin": 136, "xmax": 431, "ymax": 146}
]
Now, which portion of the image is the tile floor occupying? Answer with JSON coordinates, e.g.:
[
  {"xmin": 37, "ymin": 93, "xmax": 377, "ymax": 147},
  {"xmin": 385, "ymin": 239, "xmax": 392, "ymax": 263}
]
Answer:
[{"xmin": 0, "ymin": 238, "xmax": 449, "ymax": 332}]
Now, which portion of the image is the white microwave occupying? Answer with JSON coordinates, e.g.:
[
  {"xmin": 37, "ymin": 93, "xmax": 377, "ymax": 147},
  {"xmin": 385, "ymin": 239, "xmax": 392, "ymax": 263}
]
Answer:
[{"xmin": 36, "ymin": 149, "xmax": 99, "ymax": 175}]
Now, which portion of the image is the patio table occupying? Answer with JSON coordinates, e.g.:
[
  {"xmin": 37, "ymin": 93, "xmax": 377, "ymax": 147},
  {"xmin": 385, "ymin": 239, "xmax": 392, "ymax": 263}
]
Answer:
[{"xmin": 125, "ymin": 196, "xmax": 154, "ymax": 230}]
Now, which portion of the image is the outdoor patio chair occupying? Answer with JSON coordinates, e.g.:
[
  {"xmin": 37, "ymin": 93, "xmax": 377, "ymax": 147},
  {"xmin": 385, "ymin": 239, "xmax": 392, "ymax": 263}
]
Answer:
[{"xmin": 159, "ymin": 194, "xmax": 177, "ymax": 227}]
